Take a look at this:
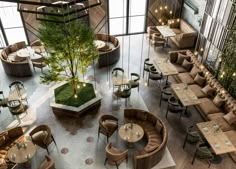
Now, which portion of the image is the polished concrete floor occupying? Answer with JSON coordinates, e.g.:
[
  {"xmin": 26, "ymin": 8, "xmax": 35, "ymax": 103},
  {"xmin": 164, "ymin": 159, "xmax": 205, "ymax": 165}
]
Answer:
[{"xmin": 0, "ymin": 34, "xmax": 235, "ymax": 169}]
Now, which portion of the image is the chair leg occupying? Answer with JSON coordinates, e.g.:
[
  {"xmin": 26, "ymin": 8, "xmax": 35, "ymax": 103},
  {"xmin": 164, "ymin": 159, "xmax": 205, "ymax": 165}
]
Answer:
[
  {"xmin": 104, "ymin": 157, "xmax": 108, "ymax": 166},
  {"xmin": 208, "ymin": 160, "xmax": 211, "ymax": 168},
  {"xmin": 98, "ymin": 127, "xmax": 100, "ymax": 139},
  {"xmin": 46, "ymin": 146, "xmax": 50, "ymax": 155},
  {"xmin": 165, "ymin": 104, "xmax": 169, "ymax": 118},
  {"xmin": 159, "ymin": 93, "xmax": 162, "ymax": 107},
  {"xmin": 192, "ymin": 149, "xmax": 198, "ymax": 165},
  {"xmin": 107, "ymin": 136, "xmax": 109, "ymax": 143},
  {"xmin": 51, "ymin": 135, "xmax": 57, "ymax": 147},
  {"xmin": 183, "ymin": 134, "xmax": 188, "ymax": 149},
  {"xmin": 115, "ymin": 162, "xmax": 119, "ymax": 169}
]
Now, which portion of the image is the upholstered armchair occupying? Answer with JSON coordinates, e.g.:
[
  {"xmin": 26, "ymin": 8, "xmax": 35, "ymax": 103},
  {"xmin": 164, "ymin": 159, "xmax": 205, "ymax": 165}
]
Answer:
[
  {"xmin": 29, "ymin": 125, "xmax": 57, "ymax": 154},
  {"xmin": 183, "ymin": 126, "xmax": 203, "ymax": 149},
  {"xmin": 98, "ymin": 114, "xmax": 118, "ymax": 142},
  {"xmin": 104, "ymin": 142, "xmax": 128, "ymax": 169},
  {"xmin": 31, "ymin": 55, "xmax": 47, "ymax": 72},
  {"xmin": 151, "ymin": 33, "xmax": 165, "ymax": 48},
  {"xmin": 38, "ymin": 155, "xmax": 55, "ymax": 169},
  {"xmin": 147, "ymin": 26, "xmax": 161, "ymax": 40},
  {"xmin": 166, "ymin": 96, "xmax": 185, "ymax": 119}
]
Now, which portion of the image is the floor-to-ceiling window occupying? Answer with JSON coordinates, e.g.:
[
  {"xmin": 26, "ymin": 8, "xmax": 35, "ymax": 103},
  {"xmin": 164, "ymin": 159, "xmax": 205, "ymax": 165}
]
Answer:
[
  {"xmin": 0, "ymin": 1, "xmax": 27, "ymax": 47},
  {"xmin": 108, "ymin": 0, "xmax": 147, "ymax": 35}
]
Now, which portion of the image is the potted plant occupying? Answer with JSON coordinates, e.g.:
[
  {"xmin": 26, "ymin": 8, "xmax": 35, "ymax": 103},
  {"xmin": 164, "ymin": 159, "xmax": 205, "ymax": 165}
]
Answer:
[{"xmin": 38, "ymin": 15, "xmax": 100, "ymax": 116}]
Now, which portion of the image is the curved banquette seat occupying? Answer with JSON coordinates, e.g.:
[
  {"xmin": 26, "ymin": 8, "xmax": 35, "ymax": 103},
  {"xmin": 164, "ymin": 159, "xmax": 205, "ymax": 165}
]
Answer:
[
  {"xmin": 0, "ymin": 41, "xmax": 32, "ymax": 77},
  {"xmin": 95, "ymin": 34, "xmax": 120, "ymax": 67},
  {"xmin": 124, "ymin": 109, "xmax": 168, "ymax": 169}
]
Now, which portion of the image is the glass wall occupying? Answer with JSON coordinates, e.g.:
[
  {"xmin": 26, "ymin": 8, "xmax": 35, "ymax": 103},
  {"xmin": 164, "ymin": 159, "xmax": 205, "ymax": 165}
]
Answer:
[
  {"xmin": 109, "ymin": 0, "xmax": 147, "ymax": 35},
  {"xmin": 0, "ymin": 1, "xmax": 27, "ymax": 47}
]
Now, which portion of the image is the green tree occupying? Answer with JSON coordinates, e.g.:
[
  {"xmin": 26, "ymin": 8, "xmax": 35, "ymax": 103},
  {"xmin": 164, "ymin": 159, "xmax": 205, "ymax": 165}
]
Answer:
[
  {"xmin": 38, "ymin": 19, "xmax": 98, "ymax": 96},
  {"xmin": 219, "ymin": 19, "xmax": 236, "ymax": 98}
]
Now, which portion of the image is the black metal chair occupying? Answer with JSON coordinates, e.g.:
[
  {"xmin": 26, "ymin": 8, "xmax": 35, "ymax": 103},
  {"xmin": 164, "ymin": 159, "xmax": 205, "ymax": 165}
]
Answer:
[
  {"xmin": 143, "ymin": 58, "xmax": 153, "ymax": 78},
  {"xmin": 159, "ymin": 85, "xmax": 172, "ymax": 107},
  {"xmin": 7, "ymin": 99, "xmax": 26, "ymax": 124},
  {"xmin": 112, "ymin": 67, "xmax": 124, "ymax": 92},
  {"xmin": 129, "ymin": 73, "xmax": 140, "ymax": 91},
  {"xmin": 9, "ymin": 81, "xmax": 28, "ymax": 104},
  {"xmin": 166, "ymin": 96, "xmax": 185, "ymax": 119},
  {"xmin": 183, "ymin": 126, "xmax": 203, "ymax": 149},
  {"xmin": 192, "ymin": 142, "xmax": 214, "ymax": 168},
  {"xmin": 114, "ymin": 84, "xmax": 131, "ymax": 106},
  {"xmin": 148, "ymin": 66, "xmax": 163, "ymax": 86}
]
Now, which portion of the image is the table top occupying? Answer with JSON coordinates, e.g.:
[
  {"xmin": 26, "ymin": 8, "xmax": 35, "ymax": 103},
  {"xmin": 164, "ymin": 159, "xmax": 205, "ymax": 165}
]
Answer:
[
  {"xmin": 156, "ymin": 26, "xmax": 176, "ymax": 38},
  {"xmin": 94, "ymin": 40, "xmax": 106, "ymax": 49},
  {"xmin": 119, "ymin": 123, "xmax": 144, "ymax": 143},
  {"xmin": 197, "ymin": 121, "xmax": 236, "ymax": 155},
  {"xmin": 153, "ymin": 58, "xmax": 178, "ymax": 76},
  {"xmin": 7, "ymin": 141, "xmax": 36, "ymax": 163},
  {"xmin": 17, "ymin": 48, "xmax": 34, "ymax": 58},
  {"xmin": 112, "ymin": 74, "xmax": 129, "ymax": 86},
  {"xmin": 171, "ymin": 83, "xmax": 201, "ymax": 107},
  {"xmin": 8, "ymin": 88, "xmax": 27, "ymax": 101}
]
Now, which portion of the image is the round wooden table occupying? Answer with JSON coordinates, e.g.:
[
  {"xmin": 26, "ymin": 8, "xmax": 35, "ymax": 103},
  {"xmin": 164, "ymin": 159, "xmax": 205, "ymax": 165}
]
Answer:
[
  {"xmin": 94, "ymin": 40, "xmax": 106, "ymax": 50},
  {"xmin": 17, "ymin": 48, "xmax": 34, "ymax": 58},
  {"xmin": 7, "ymin": 141, "xmax": 36, "ymax": 164},
  {"xmin": 119, "ymin": 123, "xmax": 144, "ymax": 147}
]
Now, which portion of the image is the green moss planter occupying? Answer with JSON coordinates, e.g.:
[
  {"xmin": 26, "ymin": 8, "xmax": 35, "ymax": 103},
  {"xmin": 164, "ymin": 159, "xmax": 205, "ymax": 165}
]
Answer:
[
  {"xmin": 50, "ymin": 82, "xmax": 101, "ymax": 117},
  {"xmin": 54, "ymin": 82, "xmax": 96, "ymax": 107}
]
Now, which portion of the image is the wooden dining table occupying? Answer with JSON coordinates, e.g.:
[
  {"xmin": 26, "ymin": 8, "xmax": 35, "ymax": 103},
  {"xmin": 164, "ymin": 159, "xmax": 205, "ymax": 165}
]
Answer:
[
  {"xmin": 197, "ymin": 121, "xmax": 236, "ymax": 155},
  {"xmin": 153, "ymin": 57, "xmax": 178, "ymax": 84}
]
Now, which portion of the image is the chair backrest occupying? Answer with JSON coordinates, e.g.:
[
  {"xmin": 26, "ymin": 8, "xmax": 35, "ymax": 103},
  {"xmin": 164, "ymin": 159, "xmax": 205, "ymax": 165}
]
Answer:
[
  {"xmin": 131, "ymin": 73, "xmax": 140, "ymax": 81},
  {"xmin": 119, "ymin": 84, "xmax": 131, "ymax": 98},
  {"xmin": 9, "ymin": 81, "xmax": 24, "ymax": 90},
  {"xmin": 196, "ymin": 142, "xmax": 213, "ymax": 159},
  {"xmin": 112, "ymin": 67, "xmax": 124, "ymax": 76},
  {"xmin": 105, "ymin": 142, "xmax": 127, "ymax": 163}
]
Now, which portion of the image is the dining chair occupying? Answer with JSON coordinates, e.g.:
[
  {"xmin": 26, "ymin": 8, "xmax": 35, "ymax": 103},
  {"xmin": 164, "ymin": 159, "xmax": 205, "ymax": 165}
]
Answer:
[
  {"xmin": 104, "ymin": 142, "xmax": 128, "ymax": 169},
  {"xmin": 148, "ymin": 66, "xmax": 163, "ymax": 86},
  {"xmin": 143, "ymin": 58, "xmax": 153, "ymax": 78},
  {"xmin": 98, "ymin": 114, "xmax": 118, "ymax": 143},
  {"xmin": 112, "ymin": 67, "xmax": 124, "ymax": 92},
  {"xmin": 159, "ymin": 84, "xmax": 172, "ymax": 107},
  {"xmin": 151, "ymin": 33, "xmax": 166, "ymax": 48},
  {"xmin": 114, "ymin": 84, "xmax": 132, "ymax": 106},
  {"xmin": 31, "ymin": 55, "xmax": 47, "ymax": 72},
  {"xmin": 7, "ymin": 99, "xmax": 26, "ymax": 124},
  {"xmin": 9, "ymin": 81, "xmax": 28, "ymax": 104},
  {"xmin": 166, "ymin": 96, "xmax": 185, "ymax": 119},
  {"xmin": 29, "ymin": 125, "xmax": 57, "ymax": 155},
  {"xmin": 129, "ymin": 73, "xmax": 140, "ymax": 91},
  {"xmin": 183, "ymin": 125, "xmax": 203, "ymax": 149},
  {"xmin": 192, "ymin": 141, "xmax": 214, "ymax": 168},
  {"xmin": 147, "ymin": 26, "xmax": 161, "ymax": 40}
]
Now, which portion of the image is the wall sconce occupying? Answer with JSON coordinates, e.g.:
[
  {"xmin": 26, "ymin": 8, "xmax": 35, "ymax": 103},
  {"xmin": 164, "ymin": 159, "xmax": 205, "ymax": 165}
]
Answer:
[
  {"xmin": 165, "ymin": 6, "xmax": 168, "ymax": 9},
  {"xmin": 194, "ymin": 51, "xmax": 198, "ymax": 55},
  {"xmin": 177, "ymin": 18, "xmax": 180, "ymax": 22},
  {"xmin": 155, "ymin": 9, "xmax": 158, "ymax": 13},
  {"xmin": 200, "ymin": 65, "xmax": 204, "ymax": 70},
  {"xmin": 200, "ymin": 48, "xmax": 204, "ymax": 52},
  {"xmin": 233, "ymin": 72, "xmax": 236, "ymax": 77},
  {"xmin": 159, "ymin": 19, "xmax": 162, "ymax": 22},
  {"xmin": 160, "ymin": 6, "xmax": 163, "ymax": 10},
  {"xmin": 170, "ymin": 10, "xmax": 173, "ymax": 14}
]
